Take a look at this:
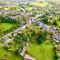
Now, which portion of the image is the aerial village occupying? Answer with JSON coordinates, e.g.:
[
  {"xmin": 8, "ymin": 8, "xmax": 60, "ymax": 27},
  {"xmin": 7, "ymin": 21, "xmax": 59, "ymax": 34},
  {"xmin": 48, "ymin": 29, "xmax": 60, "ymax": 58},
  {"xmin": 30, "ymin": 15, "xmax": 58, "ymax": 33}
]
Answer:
[{"xmin": 0, "ymin": 0, "xmax": 60, "ymax": 60}]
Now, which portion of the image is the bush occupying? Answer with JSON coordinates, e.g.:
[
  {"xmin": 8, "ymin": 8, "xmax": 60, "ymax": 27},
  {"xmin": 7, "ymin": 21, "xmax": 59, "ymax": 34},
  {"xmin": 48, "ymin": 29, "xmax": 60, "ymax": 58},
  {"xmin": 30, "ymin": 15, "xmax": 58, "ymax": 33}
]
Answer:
[{"xmin": 37, "ymin": 31, "xmax": 46, "ymax": 44}]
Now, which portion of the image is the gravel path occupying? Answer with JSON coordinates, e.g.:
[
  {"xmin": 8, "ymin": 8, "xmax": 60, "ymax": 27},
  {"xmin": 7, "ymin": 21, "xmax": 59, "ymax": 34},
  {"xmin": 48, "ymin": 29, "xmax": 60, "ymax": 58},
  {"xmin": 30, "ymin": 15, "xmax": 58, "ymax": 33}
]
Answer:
[{"xmin": 24, "ymin": 54, "xmax": 36, "ymax": 60}]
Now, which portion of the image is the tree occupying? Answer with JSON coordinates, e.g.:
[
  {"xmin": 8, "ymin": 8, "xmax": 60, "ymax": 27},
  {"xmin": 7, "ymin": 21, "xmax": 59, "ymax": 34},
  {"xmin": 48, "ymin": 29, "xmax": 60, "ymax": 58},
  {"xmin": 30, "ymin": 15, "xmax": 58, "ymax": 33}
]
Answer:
[{"xmin": 37, "ymin": 31, "xmax": 46, "ymax": 44}]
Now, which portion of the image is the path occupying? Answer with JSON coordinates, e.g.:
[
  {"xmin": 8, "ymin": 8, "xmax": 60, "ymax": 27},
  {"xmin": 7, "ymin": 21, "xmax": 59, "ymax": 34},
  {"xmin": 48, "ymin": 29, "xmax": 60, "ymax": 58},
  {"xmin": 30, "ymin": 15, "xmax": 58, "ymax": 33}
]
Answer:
[{"xmin": 24, "ymin": 54, "xmax": 36, "ymax": 60}]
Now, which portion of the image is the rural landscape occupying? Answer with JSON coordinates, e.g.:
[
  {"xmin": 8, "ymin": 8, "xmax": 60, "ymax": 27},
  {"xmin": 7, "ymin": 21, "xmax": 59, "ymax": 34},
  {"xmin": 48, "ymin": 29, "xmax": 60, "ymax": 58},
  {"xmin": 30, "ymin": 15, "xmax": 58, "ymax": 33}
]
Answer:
[{"xmin": 0, "ymin": 0, "xmax": 60, "ymax": 60}]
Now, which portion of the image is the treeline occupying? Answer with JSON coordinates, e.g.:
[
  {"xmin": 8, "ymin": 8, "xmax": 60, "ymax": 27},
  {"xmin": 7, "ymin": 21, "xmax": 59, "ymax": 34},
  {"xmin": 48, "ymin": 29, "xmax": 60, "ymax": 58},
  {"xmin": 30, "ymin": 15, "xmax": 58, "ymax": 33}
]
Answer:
[{"xmin": 0, "ymin": 16, "xmax": 19, "ymax": 24}]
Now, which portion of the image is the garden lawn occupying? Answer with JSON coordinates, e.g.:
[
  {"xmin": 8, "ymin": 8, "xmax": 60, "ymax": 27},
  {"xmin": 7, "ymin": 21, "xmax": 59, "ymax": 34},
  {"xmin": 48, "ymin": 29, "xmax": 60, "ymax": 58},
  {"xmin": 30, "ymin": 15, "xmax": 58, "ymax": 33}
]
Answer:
[
  {"xmin": 0, "ymin": 40, "xmax": 23, "ymax": 60},
  {"xmin": 0, "ymin": 46, "xmax": 23, "ymax": 60},
  {"xmin": 0, "ymin": 23, "xmax": 16, "ymax": 33},
  {"xmin": 27, "ymin": 43, "xmax": 56, "ymax": 60}
]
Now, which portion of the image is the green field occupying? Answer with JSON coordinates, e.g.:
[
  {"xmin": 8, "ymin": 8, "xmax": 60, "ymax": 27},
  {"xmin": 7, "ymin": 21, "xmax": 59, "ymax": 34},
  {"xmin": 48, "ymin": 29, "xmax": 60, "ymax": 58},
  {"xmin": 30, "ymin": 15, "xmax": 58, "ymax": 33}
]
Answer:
[
  {"xmin": 0, "ymin": 40, "xmax": 23, "ymax": 60},
  {"xmin": 0, "ymin": 23, "xmax": 17, "ymax": 34},
  {"xmin": 27, "ymin": 43, "xmax": 56, "ymax": 60},
  {"xmin": 0, "ymin": 23, "xmax": 14, "ymax": 32},
  {"xmin": 0, "ymin": 46, "xmax": 23, "ymax": 60}
]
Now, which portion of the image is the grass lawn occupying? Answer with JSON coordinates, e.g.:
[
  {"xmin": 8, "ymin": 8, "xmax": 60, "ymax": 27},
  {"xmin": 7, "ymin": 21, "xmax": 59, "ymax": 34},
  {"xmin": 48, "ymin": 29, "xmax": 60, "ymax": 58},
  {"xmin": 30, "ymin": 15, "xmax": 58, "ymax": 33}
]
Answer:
[
  {"xmin": 0, "ymin": 41, "xmax": 23, "ymax": 60},
  {"xmin": 0, "ymin": 46, "xmax": 23, "ymax": 60},
  {"xmin": 27, "ymin": 43, "xmax": 56, "ymax": 60},
  {"xmin": 0, "ymin": 23, "xmax": 17, "ymax": 33}
]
